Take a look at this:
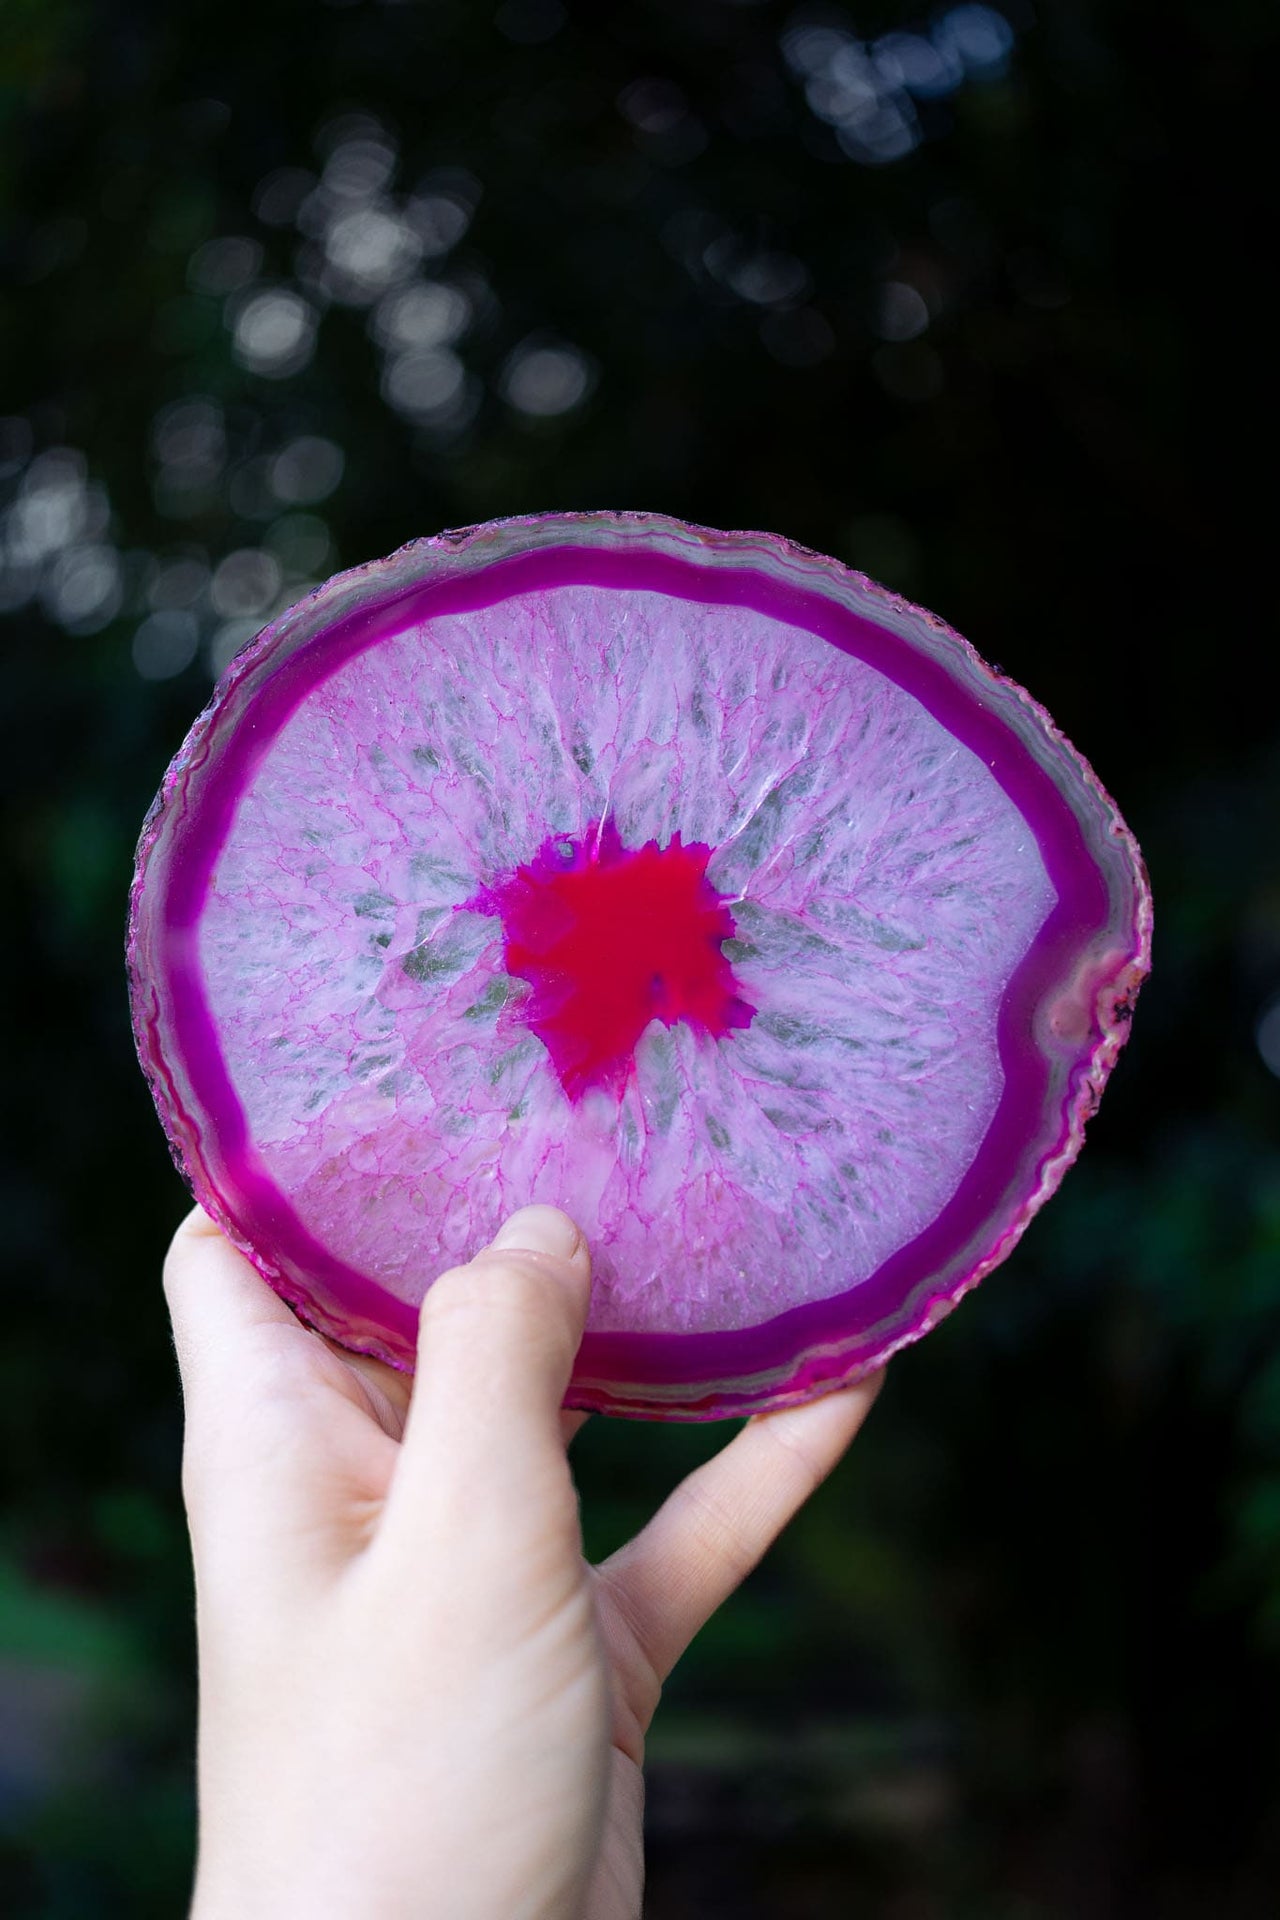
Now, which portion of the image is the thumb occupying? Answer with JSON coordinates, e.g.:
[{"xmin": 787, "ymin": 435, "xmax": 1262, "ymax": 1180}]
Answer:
[{"xmin": 380, "ymin": 1206, "xmax": 592, "ymax": 1553}]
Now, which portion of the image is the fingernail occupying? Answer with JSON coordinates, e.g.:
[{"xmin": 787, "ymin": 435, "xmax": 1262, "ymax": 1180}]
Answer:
[{"xmin": 490, "ymin": 1204, "xmax": 583, "ymax": 1261}]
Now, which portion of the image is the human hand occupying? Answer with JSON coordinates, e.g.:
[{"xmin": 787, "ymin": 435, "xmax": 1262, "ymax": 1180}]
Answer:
[{"xmin": 166, "ymin": 1203, "xmax": 883, "ymax": 1920}]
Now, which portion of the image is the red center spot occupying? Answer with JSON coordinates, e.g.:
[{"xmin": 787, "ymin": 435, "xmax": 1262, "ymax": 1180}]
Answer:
[{"xmin": 478, "ymin": 819, "xmax": 755, "ymax": 1100}]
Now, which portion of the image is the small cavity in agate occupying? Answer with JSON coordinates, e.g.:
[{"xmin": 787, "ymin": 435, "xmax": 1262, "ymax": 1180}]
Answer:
[{"xmin": 199, "ymin": 584, "xmax": 1056, "ymax": 1335}]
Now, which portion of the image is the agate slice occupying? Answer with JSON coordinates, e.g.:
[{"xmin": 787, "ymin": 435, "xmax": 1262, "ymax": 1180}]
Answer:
[{"xmin": 128, "ymin": 514, "xmax": 1151, "ymax": 1418}]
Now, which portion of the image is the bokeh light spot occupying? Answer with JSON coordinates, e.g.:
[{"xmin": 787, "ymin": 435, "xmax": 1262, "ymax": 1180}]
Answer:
[
  {"xmin": 324, "ymin": 208, "xmax": 421, "ymax": 303},
  {"xmin": 211, "ymin": 549, "xmax": 282, "ymax": 619},
  {"xmin": 501, "ymin": 340, "xmax": 594, "ymax": 417},
  {"xmin": 369, "ymin": 281, "xmax": 471, "ymax": 351},
  {"xmin": 230, "ymin": 289, "xmax": 317, "ymax": 377},
  {"xmin": 873, "ymin": 30, "xmax": 963, "ymax": 99},
  {"xmin": 151, "ymin": 400, "xmax": 225, "ymax": 485},
  {"xmin": 271, "ymin": 436, "xmax": 344, "ymax": 504},
  {"xmin": 618, "ymin": 79, "xmax": 691, "ymax": 136},
  {"xmin": 132, "ymin": 610, "xmax": 200, "ymax": 680},
  {"xmin": 1257, "ymin": 998, "xmax": 1280, "ymax": 1078},
  {"xmin": 148, "ymin": 555, "xmax": 210, "ymax": 611},
  {"xmin": 253, "ymin": 167, "xmax": 316, "ymax": 227},
  {"xmin": 322, "ymin": 136, "xmax": 398, "ymax": 202},
  {"xmin": 188, "ymin": 236, "xmax": 263, "ymax": 295},
  {"xmin": 935, "ymin": 5, "xmax": 1015, "ymax": 80},
  {"xmin": 42, "ymin": 544, "xmax": 123, "ymax": 633},
  {"xmin": 875, "ymin": 281, "xmax": 930, "ymax": 342},
  {"xmin": 406, "ymin": 191, "xmax": 475, "ymax": 259},
  {"xmin": 382, "ymin": 348, "xmax": 467, "ymax": 422},
  {"xmin": 264, "ymin": 513, "xmax": 334, "ymax": 578}
]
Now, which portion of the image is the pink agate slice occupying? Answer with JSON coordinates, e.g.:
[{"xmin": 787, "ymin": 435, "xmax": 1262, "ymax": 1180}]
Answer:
[{"xmin": 128, "ymin": 514, "xmax": 1151, "ymax": 1418}]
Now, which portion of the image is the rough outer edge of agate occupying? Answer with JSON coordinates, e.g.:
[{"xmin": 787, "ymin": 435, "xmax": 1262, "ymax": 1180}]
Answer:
[{"xmin": 128, "ymin": 511, "xmax": 1153, "ymax": 1420}]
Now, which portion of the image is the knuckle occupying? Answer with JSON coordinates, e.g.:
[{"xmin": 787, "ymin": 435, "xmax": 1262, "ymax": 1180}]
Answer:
[
  {"xmin": 756, "ymin": 1414, "xmax": 828, "ymax": 1494},
  {"xmin": 423, "ymin": 1251, "xmax": 558, "ymax": 1332},
  {"xmin": 679, "ymin": 1475, "xmax": 757, "ymax": 1584}
]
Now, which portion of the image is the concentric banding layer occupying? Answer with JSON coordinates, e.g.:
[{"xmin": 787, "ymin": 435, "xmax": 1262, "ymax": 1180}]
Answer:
[{"xmin": 129, "ymin": 516, "xmax": 1151, "ymax": 1419}]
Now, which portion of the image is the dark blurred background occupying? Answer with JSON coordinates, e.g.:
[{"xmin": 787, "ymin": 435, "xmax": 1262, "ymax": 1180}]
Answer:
[{"xmin": 2, "ymin": 0, "xmax": 1278, "ymax": 1913}]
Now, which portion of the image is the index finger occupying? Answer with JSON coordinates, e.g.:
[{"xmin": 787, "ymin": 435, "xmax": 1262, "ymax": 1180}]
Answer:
[{"xmin": 597, "ymin": 1371, "xmax": 884, "ymax": 1684}]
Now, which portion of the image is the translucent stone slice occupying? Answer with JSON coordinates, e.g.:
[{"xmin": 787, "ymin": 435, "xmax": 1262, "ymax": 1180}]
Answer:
[{"xmin": 129, "ymin": 515, "xmax": 1151, "ymax": 1417}]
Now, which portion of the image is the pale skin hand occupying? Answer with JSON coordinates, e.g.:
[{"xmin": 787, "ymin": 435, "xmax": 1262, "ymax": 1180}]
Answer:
[{"xmin": 166, "ymin": 1203, "xmax": 884, "ymax": 1920}]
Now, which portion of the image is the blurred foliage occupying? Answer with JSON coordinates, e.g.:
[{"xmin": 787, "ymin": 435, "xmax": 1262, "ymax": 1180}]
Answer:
[{"xmin": 2, "ymin": 0, "xmax": 1278, "ymax": 1913}]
